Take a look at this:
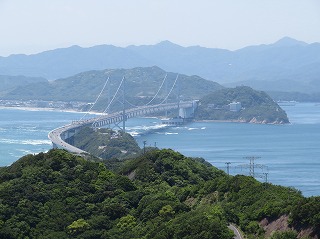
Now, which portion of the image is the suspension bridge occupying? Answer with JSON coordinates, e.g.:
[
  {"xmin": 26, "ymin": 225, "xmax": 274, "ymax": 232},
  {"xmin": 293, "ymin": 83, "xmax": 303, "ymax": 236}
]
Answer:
[{"xmin": 48, "ymin": 73, "xmax": 199, "ymax": 154}]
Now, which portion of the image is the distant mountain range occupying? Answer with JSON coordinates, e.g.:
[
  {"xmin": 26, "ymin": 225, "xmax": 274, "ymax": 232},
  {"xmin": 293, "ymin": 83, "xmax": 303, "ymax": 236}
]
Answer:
[{"xmin": 0, "ymin": 37, "xmax": 319, "ymax": 100}]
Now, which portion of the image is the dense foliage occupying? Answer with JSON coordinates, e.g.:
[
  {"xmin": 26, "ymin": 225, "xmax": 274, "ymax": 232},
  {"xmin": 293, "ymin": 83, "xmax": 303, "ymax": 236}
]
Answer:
[
  {"xmin": 73, "ymin": 127, "xmax": 141, "ymax": 160},
  {"xmin": 0, "ymin": 149, "xmax": 318, "ymax": 238},
  {"xmin": 195, "ymin": 86, "xmax": 289, "ymax": 124}
]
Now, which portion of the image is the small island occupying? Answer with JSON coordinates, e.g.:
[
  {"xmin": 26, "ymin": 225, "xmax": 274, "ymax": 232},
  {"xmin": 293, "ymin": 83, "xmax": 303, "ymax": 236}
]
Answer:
[
  {"xmin": 72, "ymin": 127, "xmax": 141, "ymax": 160},
  {"xmin": 195, "ymin": 86, "xmax": 289, "ymax": 124}
]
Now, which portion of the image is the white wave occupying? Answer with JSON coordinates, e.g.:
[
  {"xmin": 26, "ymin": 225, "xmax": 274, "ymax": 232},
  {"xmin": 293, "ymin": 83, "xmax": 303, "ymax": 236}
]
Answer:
[
  {"xmin": 201, "ymin": 127, "xmax": 206, "ymax": 130},
  {"xmin": 0, "ymin": 138, "xmax": 52, "ymax": 145},
  {"xmin": 188, "ymin": 127, "xmax": 198, "ymax": 130},
  {"xmin": 22, "ymin": 139, "xmax": 52, "ymax": 145},
  {"xmin": 165, "ymin": 132, "xmax": 178, "ymax": 135},
  {"xmin": 128, "ymin": 124, "xmax": 167, "ymax": 131},
  {"xmin": 128, "ymin": 131, "xmax": 140, "ymax": 137},
  {"xmin": 16, "ymin": 149, "xmax": 34, "ymax": 155}
]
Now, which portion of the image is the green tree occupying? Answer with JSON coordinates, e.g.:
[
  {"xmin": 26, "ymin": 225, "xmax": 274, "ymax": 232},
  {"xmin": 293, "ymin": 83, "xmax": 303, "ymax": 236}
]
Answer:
[{"xmin": 67, "ymin": 219, "xmax": 90, "ymax": 235}]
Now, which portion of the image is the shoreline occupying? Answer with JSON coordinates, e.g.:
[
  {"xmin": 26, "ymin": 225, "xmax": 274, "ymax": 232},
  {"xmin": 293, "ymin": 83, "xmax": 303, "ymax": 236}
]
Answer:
[
  {"xmin": 0, "ymin": 106, "xmax": 104, "ymax": 115},
  {"xmin": 195, "ymin": 119, "xmax": 244, "ymax": 123},
  {"xmin": 0, "ymin": 106, "xmax": 287, "ymax": 125},
  {"xmin": 195, "ymin": 119, "xmax": 287, "ymax": 125}
]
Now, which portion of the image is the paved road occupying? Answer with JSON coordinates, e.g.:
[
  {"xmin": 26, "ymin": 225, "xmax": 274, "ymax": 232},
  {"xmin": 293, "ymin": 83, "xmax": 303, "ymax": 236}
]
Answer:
[{"xmin": 228, "ymin": 224, "xmax": 243, "ymax": 239}]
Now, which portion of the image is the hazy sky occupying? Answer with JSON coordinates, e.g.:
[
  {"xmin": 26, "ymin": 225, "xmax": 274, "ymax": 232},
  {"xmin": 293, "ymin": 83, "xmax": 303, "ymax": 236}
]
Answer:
[{"xmin": 1, "ymin": 0, "xmax": 320, "ymax": 56}]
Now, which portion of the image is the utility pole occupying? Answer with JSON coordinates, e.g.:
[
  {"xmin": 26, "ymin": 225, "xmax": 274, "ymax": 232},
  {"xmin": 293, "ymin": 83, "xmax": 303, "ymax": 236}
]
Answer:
[
  {"xmin": 263, "ymin": 172, "xmax": 269, "ymax": 183},
  {"xmin": 143, "ymin": 141, "xmax": 147, "ymax": 154},
  {"xmin": 225, "ymin": 162, "xmax": 231, "ymax": 175}
]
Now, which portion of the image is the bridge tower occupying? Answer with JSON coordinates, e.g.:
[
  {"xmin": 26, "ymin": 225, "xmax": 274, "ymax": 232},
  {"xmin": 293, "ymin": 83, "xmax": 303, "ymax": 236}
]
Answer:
[
  {"xmin": 122, "ymin": 76, "xmax": 126, "ymax": 132},
  {"xmin": 177, "ymin": 75, "xmax": 180, "ymax": 117}
]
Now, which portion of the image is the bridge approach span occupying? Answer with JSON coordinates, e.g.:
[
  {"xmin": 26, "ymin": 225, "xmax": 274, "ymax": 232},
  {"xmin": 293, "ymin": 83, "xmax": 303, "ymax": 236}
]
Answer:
[{"xmin": 48, "ymin": 101, "xmax": 196, "ymax": 154}]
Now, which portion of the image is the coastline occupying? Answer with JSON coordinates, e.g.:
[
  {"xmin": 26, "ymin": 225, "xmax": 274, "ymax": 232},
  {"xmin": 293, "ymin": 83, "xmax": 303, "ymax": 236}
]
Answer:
[
  {"xmin": 1, "ymin": 106, "xmax": 287, "ymax": 125},
  {"xmin": 195, "ymin": 119, "xmax": 245, "ymax": 123},
  {"xmin": 0, "ymin": 106, "xmax": 104, "ymax": 115},
  {"xmin": 195, "ymin": 119, "xmax": 287, "ymax": 124}
]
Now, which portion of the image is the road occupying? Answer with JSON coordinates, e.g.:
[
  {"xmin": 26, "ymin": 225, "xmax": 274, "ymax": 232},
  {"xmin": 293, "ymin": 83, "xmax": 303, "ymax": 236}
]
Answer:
[
  {"xmin": 228, "ymin": 224, "xmax": 243, "ymax": 239},
  {"xmin": 48, "ymin": 101, "xmax": 195, "ymax": 154}
]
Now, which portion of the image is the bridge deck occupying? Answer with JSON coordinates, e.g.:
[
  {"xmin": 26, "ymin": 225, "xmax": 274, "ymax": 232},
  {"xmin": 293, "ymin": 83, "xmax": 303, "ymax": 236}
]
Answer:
[{"xmin": 48, "ymin": 101, "xmax": 196, "ymax": 154}]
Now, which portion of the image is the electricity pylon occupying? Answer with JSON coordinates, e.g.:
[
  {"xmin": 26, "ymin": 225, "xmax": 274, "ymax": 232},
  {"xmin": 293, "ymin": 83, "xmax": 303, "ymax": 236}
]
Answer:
[{"xmin": 238, "ymin": 156, "xmax": 268, "ymax": 178}]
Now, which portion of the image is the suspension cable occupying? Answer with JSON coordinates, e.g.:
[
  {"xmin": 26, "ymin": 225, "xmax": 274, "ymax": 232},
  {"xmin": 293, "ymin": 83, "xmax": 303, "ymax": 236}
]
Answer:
[
  {"xmin": 80, "ymin": 76, "xmax": 109, "ymax": 120},
  {"xmin": 102, "ymin": 76, "xmax": 125, "ymax": 114},
  {"xmin": 92, "ymin": 76, "xmax": 125, "ymax": 125},
  {"xmin": 145, "ymin": 73, "xmax": 168, "ymax": 105},
  {"xmin": 92, "ymin": 77, "xmax": 125, "ymax": 125},
  {"xmin": 159, "ymin": 74, "xmax": 179, "ymax": 105},
  {"xmin": 125, "ymin": 99, "xmax": 139, "ymax": 108}
]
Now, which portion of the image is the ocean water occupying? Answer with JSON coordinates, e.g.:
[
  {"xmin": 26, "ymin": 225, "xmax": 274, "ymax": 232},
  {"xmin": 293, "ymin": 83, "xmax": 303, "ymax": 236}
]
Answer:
[
  {"xmin": 128, "ymin": 103, "xmax": 320, "ymax": 197},
  {"xmin": 0, "ymin": 109, "xmax": 85, "ymax": 166},
  {"xmin": 0, "ymin": 103, "xmax": 319, "ymax": 197}
]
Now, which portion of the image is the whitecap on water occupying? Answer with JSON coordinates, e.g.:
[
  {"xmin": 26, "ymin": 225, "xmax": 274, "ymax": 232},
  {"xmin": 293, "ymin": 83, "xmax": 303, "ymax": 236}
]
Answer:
[
  {"xmin": 0, "ymin": 139, "xmax": 52, "ymax": 145},
  {"xmin": 16, "ymin": 149, "xmax": 34, "ymax": 155},
  {"xmin": 21, "ymin": 139, "xmax": 52, "ymax": 145},
  {"xmin": 128, "ymin": 131, "xmax": 140, "ymax": 137},
  {"xmin": 188, "ymin": 127, "xmax": 198, "ymax": 130}
]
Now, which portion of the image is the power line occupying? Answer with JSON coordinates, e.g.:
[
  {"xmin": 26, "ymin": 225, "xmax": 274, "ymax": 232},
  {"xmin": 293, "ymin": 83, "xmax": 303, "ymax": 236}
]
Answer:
[
  {"xmin": 244, "ymin": 156, "xmax": 261, "ymax": 177},
  {"xmin": 237, "ymin": 156, "xmax": 268, "ymax": 178}
]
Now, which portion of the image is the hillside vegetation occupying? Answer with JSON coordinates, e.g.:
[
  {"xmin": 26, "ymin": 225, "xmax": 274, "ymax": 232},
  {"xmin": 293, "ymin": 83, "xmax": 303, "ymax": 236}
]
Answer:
[
  {"xmin": 0, "ymin": 149, "xmax": 319, "ymax": 238},
  {"xmin": 1, "ymin": 67, "xmax": 288, "ymax": 124},
  {"xmin": 196, "ymin": 86, "xmax": 289, "ymax": 124},
  {"xmin": 0, "ymin": 75, "xmax": 46, "ymax": 96},
  {"xmin": 2, "ymin": 66, "xmax": 223, "ymax": 109},
  {"xmin": 73, "ymin": 127, "xmax": 141, "ymax": 160}
]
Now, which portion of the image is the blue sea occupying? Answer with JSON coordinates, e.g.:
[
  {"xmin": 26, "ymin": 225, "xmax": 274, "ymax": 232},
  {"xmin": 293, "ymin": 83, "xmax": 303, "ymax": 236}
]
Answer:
[{"xmin": 0, "ymin": 103, "xmax": 319, "ymax": 197}]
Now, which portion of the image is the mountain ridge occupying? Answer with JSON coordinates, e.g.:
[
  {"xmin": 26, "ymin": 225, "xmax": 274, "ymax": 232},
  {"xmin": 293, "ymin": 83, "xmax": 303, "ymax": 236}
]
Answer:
[
  {"xmin": 1, "ymin": 66, "xmax": 223, "ymax": 104},
  {"xmin": 0, "ymin": 37, "xmax": 318, "ymax": 80},
  {"xmin": 1, "ymin": 37, "xmax": 319, "ymax": 100}
]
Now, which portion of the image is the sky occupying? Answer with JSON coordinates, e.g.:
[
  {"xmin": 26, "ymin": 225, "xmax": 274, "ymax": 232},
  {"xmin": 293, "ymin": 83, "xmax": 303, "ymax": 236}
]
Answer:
[{"xmin": 0, "ymin": 0, "xmax": 320, "ymax": 56}]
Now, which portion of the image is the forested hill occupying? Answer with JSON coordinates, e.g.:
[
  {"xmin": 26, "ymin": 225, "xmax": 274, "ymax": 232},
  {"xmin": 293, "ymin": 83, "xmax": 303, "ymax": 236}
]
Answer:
[
  {"xmin": 196, "ymin": 86, "xmax": 289, "ymax": 124},
  {"xmin": 0, "ymin": 75, "xmax": 46, "ymax": 94},
  {"xmin": 0, "ymin": 149, "xmax": 319, "ymax": 238},
  {"xmin": 1, "ymin": 67, "xmax": 288, "ymax": 124},
  {"xmin": 72, "ymin": 127, "xmax": 141, "ymax": 160},
  {"xmin": 1, "ymin": 66, "xmax": 223, "ymax": 106}
]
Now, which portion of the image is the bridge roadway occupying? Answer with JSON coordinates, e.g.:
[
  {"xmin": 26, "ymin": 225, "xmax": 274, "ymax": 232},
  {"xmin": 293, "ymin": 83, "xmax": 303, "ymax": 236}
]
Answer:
[{"xmin": 48, "ymin": 101, "xmax": 195, "ymax": 154}]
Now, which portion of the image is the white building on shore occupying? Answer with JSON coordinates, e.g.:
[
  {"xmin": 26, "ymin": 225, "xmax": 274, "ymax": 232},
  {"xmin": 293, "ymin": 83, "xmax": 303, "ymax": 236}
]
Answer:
[{"xmin": 229, "ymin": 102, "xmax": 242, "ymax": 112}]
